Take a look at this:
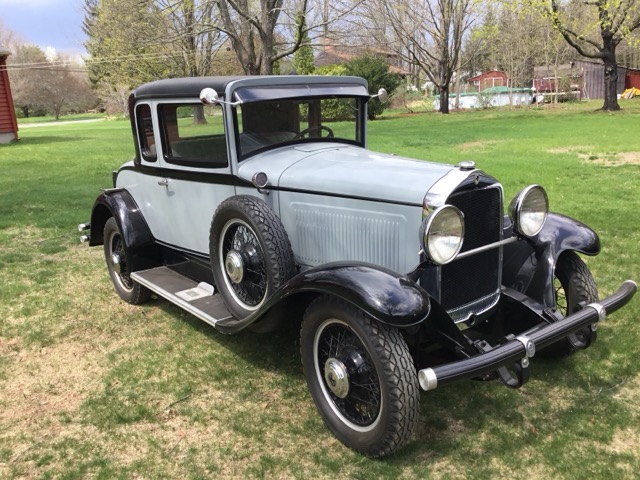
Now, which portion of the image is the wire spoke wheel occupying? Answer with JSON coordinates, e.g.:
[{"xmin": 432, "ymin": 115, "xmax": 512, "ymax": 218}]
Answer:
[
  {"xmin": 103, "ymin": 217, "xmax": 149, "ymax": 305},
  {"xmin": 210, "ymin": 196, "xmax": 295, "ymax": 320},
  {"xmin": 300, "ymin": 296, "xmax": 419, "ymax": 458},
  {"xmin": 220, "ymin": 220, "xmax": 267, "ymax": 308},
  {"xmin": 315, "ymin": 320, "xmax": 382, "ymax": 428},
  {"xmin": 108, "ymin": 231, "xmax": 133, "ymax": 290},
  {"xmin": 541, "ymin": 251, "xmax": 598, "ymax": 357},
  {"xmin": 554, "ymin": 276, "xmax": 568, "ymax": 316}
]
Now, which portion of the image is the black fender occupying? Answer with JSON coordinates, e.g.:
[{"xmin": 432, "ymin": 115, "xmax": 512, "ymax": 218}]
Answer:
[
  {"xmin": 89, "ymin": 189, "xmax": 159, "ymax": 270},
  {"xmin": 216, "ymin": 262, "xmax": 432, "ymax": 334},
  {"xmin": 502, "ymin": 212, "xmax": 600, "ymax": 307}
]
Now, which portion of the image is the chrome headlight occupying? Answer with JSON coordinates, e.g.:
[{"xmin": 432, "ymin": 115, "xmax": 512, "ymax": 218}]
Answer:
[
  {"xmin": 421, "ymin": 205, "xmax": 465, "ymax": 265},
  {"xmin": 509, "ymin": 185, "xmax": 548, "ymax": 238}
]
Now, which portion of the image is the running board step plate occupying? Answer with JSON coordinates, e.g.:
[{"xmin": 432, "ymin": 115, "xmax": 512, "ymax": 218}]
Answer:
[{"xmin": 131, "ymin": 267, "xmax": 234, "ymax": 329}]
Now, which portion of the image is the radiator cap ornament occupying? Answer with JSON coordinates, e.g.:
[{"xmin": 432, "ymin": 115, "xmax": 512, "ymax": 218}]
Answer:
[{"xmin": 458, "ymin": 161, "xmax": 476, "ymax": 171}]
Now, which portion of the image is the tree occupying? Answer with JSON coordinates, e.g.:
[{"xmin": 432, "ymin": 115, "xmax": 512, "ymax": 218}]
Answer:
[
  {"xmin": 293, "ymin": 12, "xmax": 315, "ymax": 74},
  {"xmin": 216, "ymin": 0, "xmax": 310, "ymax": 75},
  {"xmin": 83, "ymin": 0, "xmax": 228, "ymax": 89},
  {"xmin": 481, "ymin": 5, "xmax": 543, "ymax": 88},
  {"xmin": 383, "ymin": 0, "xmax": 477, "ymax": 113},
  {"xmin": 36, "ymin": 58, "xmax": 95, "ymax": 120},
  {"xmin": 546, "ymin": 0, "xmax": 640, "ymax": 111},
  {"xmin": 83, "ymin": 0, "xmax": 172, "ymax": 88},
  {"xmin": 7, "ymin": 45, "xmax": 49, "ymax": 117},
  {"xmin": 7, "ymin": 46, "xmax": 96, "ymax": 119}
]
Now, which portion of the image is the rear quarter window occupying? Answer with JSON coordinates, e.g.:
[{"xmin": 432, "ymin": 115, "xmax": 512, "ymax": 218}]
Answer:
[{"xmin": 136, "ymin": 104, "xmax": 157, "ymax": 162}]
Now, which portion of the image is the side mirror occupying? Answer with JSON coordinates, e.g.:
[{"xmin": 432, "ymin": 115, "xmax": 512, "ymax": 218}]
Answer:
[
  {"xmin": 376, "ymin": 88, "xmax": 389, "ymax": 103},
  {"xmin": 200, "ymin": 88, "xmax": 220, "ymax": 105}
]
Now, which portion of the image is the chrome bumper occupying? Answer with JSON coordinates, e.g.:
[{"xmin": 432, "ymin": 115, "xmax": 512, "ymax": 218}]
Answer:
[{"xmin": 418, "ymin": 280, "xmax": 637, "ymax": 391}]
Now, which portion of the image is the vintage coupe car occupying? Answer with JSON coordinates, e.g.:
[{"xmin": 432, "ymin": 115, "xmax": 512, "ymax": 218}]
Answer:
[{"xmin": 80, "ymin": 75, "xmax": 636, "ymax": 458}]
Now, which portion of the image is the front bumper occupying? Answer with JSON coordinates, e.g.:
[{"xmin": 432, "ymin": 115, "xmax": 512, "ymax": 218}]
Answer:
[{"xmin": 418, "ymin": 280, "xmax": 637, "ymax": 391}]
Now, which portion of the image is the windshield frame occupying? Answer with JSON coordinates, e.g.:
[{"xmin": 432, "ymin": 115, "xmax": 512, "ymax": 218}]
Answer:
[{"xmin": 231, "ymin": 83, "xmax": 370, "ymax": 162}]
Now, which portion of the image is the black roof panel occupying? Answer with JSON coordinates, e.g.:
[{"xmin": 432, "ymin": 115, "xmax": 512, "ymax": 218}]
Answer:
[
  {"xmin": 131, "ymin": 76, "xmax": 252, "ymax": 100},
  {"xmin": 130, "ymin": 75, "xmax": 369, "ymax": 101}
]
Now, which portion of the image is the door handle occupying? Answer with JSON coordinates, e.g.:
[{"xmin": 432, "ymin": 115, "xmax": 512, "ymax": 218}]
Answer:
[{"xmin": 158, "ymin": 178, "xmax": 169, "ymax": 187}]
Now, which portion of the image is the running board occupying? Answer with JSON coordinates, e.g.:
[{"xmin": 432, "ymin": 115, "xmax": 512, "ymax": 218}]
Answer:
[{"xmin": 131, "ymin": 267, "xmax": 235, "ymax": 329}]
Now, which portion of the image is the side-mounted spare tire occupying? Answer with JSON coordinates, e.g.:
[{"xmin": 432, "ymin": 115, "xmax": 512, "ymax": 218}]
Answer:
[{"xmin": 209, "ymin": 195, "xmax": 296, "ymax": 319}]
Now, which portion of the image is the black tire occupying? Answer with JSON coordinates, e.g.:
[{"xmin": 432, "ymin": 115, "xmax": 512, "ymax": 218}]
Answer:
[
  {"xmin": 541, "ymin": 251, "xmax": 599, "ymax": 357},
  {"xmin": 209, "ymin": 195, "xmax": 295, "ymax": 319},
  {"xmin": 103, "ymin": 217, "xmax": 150, "ymax": 305},
  {"xmin": 300, "ymin": 296, "xmax": 420, "ymax": 458}
]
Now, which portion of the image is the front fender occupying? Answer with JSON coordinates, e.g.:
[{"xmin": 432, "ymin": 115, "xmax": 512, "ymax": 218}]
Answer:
[
  {"xmin": 216, "ymin": 262, "xmax": 431, "ymax": 334},
  {"xmin": 503, "ymin": 212, "xmax": 600, "ymax": 307}
]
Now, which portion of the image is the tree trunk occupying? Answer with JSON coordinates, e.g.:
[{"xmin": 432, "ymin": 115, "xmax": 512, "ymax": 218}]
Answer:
[
  {"xmin": 439, "ymin": 86, "xmax": 450, "ymax": 114},
  {"xmin": 602, "ymin": 42, "xmax": 620, "ymax": 111},
  {"xmin": 193, "ymin": 105, "xmax": 207, "ymax": 125},
  {"xmin": 260, "ymin": 49, "xmax": 273, "ymax": 75}
]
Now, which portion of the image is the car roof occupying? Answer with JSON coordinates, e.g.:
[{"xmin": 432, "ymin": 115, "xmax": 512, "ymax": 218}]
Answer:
[
  {"xmin": 131, "ymin": 76, "xmax": 250, "ymax": 100},
  {"xmin": 130, "ymin": 75, "xmax": 369, "ymax": 101}
]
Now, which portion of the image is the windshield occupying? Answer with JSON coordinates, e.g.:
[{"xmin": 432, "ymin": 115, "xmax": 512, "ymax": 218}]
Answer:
[{"xmin": 233, "ymin": 96, "xmax": 366, "ymax": 159}]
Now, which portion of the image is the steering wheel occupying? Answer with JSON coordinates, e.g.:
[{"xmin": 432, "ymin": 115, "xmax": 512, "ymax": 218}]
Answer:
[{"xmin": 294, "ymin": 125, "xmax": 335, "ymax": 139}]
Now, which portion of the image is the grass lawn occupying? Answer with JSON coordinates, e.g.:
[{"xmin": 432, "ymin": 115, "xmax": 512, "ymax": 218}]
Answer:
[
  {"xmin": 0, "ymin": 101, "xmax": 639, "ymax": 479},
  {"xmin": 17, "ymin": 112, "xmax": 109, "ymax": 125}
]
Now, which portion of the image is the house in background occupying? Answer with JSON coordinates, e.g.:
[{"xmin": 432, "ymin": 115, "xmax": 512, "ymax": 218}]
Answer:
[
  {"xmin": 467, "ymin": 70, "xmax": 508, "ymax": 90},
  {"xmin": 315, "ymin": 44, "xmax": 410, "ymax": 77},
  {"xmin": 0, "ymin": 45, "xmax": 19, "ymax": 143},
  {"xmin": 533, "ymin": 60, "xmax": 637, "ymax": 100}
]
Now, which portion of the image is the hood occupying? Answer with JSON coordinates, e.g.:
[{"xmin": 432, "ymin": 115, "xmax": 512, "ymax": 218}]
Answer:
[{"xmin": 237, "ymin": 144, "xmax": 455, "ymax": 205}]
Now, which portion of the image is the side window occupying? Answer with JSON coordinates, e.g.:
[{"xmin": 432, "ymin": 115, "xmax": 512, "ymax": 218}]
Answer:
[
  {"xmin": 136, "ymin": 104, "xmax": 156, "ymax": 162},
  {"xmin": 159, "ymin": 103, "xmax": 228, "ymax": 168}
]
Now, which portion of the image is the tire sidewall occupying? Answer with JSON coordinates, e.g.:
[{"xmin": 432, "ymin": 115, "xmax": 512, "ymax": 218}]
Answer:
[
  {"xmin": 210, "ymin": 196, "xmax": 294, "ymax": 319},
  {"xmin": 541, "ymin": 251, "xmax": 598, "ymax": 357},
  {"xmin": 555, "ymin": 253, "xmax": 597, "ymax": 313},
  {"xmin": 300, "ymin": 299, "xmax": 401, "ymax": 454},
  {"xmin": 103, "ymin": 217, "xmax": 148, "ymax": 304}
]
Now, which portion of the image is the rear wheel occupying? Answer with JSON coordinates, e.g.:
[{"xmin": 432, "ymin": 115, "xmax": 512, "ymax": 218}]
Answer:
[
  {"xmin": 300, "ymin": 296, "xmax": 419, "ymax": 458},
  {"xmin": 103, "ymin": 217, "xmax": 150, "ymax": 305},
  {"xmin": 541, "ymin": 251, "xmax": 598, "ymax": 357}
]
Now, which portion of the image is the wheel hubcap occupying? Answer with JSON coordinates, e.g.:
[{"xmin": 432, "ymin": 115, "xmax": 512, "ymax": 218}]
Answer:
[
  {"xmin": 324, "ymin": 358, "xmax": 350, "ymax": 399},
  {"xmin": 225, "ymin": 250, "xmax": 244, "ymax": 284},
  {"xmin": 110, "ymin": 252, "xmax": 122, "ymax": 274}
]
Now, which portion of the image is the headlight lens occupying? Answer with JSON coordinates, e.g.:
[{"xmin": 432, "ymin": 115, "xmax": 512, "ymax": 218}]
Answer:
[
  {"xmin": 509, "ymin": 185, "xmax": 548, "ymax": 238},
  {"xmin": 421, "ymin": 205, "xmax": 465, "ymax": 265}
]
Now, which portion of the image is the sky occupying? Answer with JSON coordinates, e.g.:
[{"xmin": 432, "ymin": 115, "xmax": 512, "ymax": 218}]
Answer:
[{"xmin": 0, "ymin": 0, "xmax": 86, "ymax": 55}]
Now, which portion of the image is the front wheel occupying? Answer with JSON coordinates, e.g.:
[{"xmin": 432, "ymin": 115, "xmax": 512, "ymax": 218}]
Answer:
[
  {"xmin": 300, "ymin": 296, "xmax": 420, "ymax": 458},
  {"xmin": 541, "ymin": 251, "xmax": 599, "ymax": 357}
]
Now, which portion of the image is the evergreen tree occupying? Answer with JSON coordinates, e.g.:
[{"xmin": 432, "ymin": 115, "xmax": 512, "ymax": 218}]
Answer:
[{"xmin": 293, "ymin": 13, "xmax": 314, "ymax": 75}]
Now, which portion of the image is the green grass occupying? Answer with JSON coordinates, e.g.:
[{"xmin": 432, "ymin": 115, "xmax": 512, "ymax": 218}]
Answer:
[
  {"xmin": 17, "ymin": 112, "xmax": 109, "ymax": 124},
  {"xmin": 0, "ymin": 100, "xmax": 639, "ymax": 479}
]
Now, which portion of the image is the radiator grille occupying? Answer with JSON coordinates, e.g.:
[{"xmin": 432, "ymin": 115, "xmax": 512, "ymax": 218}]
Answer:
[{"xmin": 440, "ymin": 187, "xmax": 502, "ymax": 312}]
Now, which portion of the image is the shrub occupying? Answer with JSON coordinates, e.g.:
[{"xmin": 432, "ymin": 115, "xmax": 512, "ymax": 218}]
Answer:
[
  {"xmin": 314, "ymin": 65, "xmax": 353, "ymax": 121},
  {"xmin": 344, "ymin": 55, "xmax": 401, "ymax": 119}
]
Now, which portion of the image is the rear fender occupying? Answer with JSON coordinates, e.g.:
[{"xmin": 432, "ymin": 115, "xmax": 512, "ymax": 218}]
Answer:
[
  {"xmin": 89, "ymin": 190, "xmax": 158, "ymax": 270},
  {"xmin": 503, "ymin": 212, "xmax": 600, "ymax": 307}
]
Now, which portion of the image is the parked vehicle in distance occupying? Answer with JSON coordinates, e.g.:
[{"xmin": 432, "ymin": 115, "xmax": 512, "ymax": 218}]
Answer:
[{"xmin": 80, "ymin": 75, "xmax": 637, "ymax": 458}]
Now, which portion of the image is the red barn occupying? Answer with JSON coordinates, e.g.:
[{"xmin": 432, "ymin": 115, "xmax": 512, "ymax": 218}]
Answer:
[
  {"xmin": 467, "ymin": 70, "xmax": 508, "ymax": 90},
  {"xmin": 0, "ymin": 45, "xmax": 19, "ymax": 144}
]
